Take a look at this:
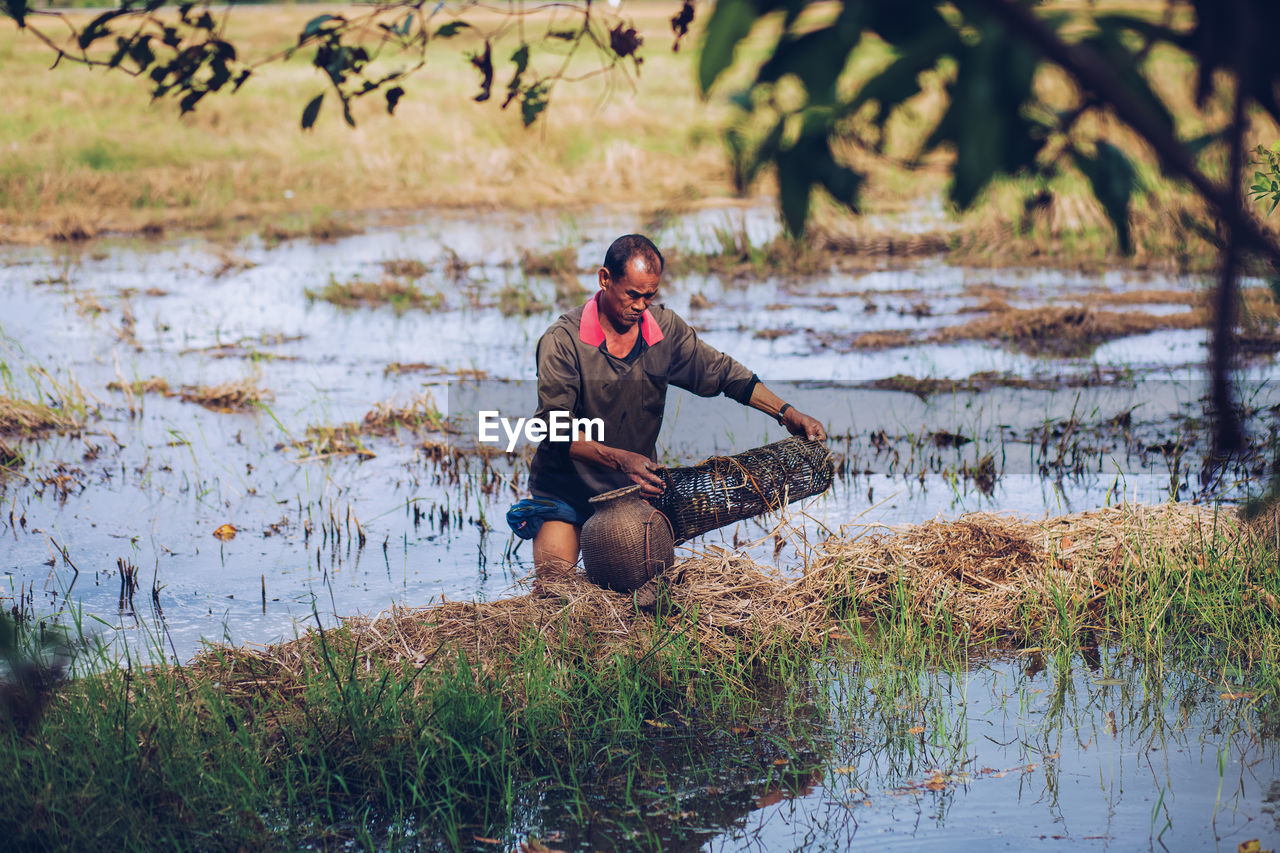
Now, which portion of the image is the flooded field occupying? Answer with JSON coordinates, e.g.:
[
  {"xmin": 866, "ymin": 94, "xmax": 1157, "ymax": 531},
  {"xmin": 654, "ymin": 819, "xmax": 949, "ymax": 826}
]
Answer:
[
  {"xmin": 2, "ymin": 207, "xmax": 1279, "ymax": 850},
  {"xmin": 517, "ymin": 651, "xmax": 1279, "ymax": 852}
]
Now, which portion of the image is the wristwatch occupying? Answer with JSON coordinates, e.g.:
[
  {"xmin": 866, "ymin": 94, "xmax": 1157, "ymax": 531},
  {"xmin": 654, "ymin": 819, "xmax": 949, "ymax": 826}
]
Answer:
[{"xmin": 776, "ymin": 403, "xmax": 792, "ymax": 424}]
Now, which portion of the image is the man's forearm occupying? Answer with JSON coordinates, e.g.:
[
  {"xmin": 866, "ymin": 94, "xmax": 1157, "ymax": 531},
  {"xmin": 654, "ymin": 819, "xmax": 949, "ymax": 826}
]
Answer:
[
  {"xmin": 745, "ymin": 382, "xmax": 827, "ymax": 440},
  {"xmin": 568, "ymin": 440, "xmax": 666, "ymax": 494},
  {"xmin": 746, "ymin": 382, "xmax": 789, "ymax": 420},
  {"xmin": 568, "ymin": 439, "xmax": 625, "ymax": 471}
]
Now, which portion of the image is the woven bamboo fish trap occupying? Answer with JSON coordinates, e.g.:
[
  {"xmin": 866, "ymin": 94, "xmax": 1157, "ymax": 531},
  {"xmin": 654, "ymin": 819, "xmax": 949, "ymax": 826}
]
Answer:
[
  {"xmin": 580, "ymin": 485, "xmax": 675, "ymax": 592},
  {"xmin": 653, "ymin": 437, "xmax": 834, "ymax": 544}
]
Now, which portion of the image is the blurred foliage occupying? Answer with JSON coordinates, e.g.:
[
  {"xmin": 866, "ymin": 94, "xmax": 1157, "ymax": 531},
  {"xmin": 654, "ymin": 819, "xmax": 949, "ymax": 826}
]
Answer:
[
  {"xmin": 0, "ymin": 609, "xmax": 74, "ymax": 736},
  {"xmin": 3, "ymin": 0, "xmax": 649, "ymax": 131},
  {"xmin": 699, "ymin": 0, "xmax": 1280, "ymax": 246}
]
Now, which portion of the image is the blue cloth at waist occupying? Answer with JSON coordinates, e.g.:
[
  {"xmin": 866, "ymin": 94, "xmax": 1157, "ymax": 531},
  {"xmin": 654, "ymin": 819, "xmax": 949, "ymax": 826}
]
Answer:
[{"xmin": 506, "ymin": 495, "xmax": 591, "ymax": 540}]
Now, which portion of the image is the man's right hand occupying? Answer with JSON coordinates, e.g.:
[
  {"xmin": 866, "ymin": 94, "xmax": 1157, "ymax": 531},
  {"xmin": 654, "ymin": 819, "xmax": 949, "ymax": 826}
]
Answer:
[{"xmin": 613, "ymin": 449, "xmax": 666, "ymax": 495}]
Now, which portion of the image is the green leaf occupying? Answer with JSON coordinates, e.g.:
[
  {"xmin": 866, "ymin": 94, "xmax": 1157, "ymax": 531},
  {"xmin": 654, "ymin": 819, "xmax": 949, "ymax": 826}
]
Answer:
[
  {"xmin": 521, "ymin": 82, "xmax": 550, "ymax": 127},
  {"xmin": 836, "ymin": 30, "xmax": 951, "ymax": 131},
  {"xmin": 865, "ymin": 0, "xmax": 949, "ymax": 49},
  {"xmin": 1092, "ymin": 12, "xmax": 1180, "ymax": 47},
  {"xmin": 503, "ymin": 44, "xmax": 530, "ymax": 109},
  {"xmin": 818, "ymin": 157, "xmax": 862, "ymax": 210},
  {"xmin": 757, "ymin": 24, "xmax": 861, "ymax": 105},
  {"xmin": 926, "ymin": 21, "xmax": 1043, "ymax": 210},
  {"xmin": 1072, "ymin": 141, "xmax": 1138, "ymax": 254},
  {"xmin": 1080, "ymin": 24, "xmax": 1175, "ymax": 136},
  {"xmin": 510, "ymin": 44, "xmax": 530, "ymax": 74},
  {"xmin": 385, "ymin": 86, "xmax": 404, "ymax": 115},
  {"xmin": 470, "ymin": 40, "xmax": 493, "ymax": 102},
  {"xmin": 773, "ymin": 112, "xmax": 862, "ymax": 235},
  {"xmin": 301, "ymin": 92, "xmax": 324, "ymax": 130},
  {"xmin": 698, "ymin": 0, "xmax": 756, "ymax": 94},
  {"xmin": 127, "ymin": 34, "xmax": 155, "ymax": 72},
  {"xmin": 300, "ymin": 14, "xmax": 338, "ymax": 44},
  {"xmin": 435, "ymin": 21, "xmax": 471, "ymax": 38},
  {"xmin": 775, "ymin": 146, "xmax": 812, "ymax": 237},
  {"xmin": 78, "ymin": 10, "xmax": 122, "ymax": 49},
  {"xmin": 3, "ymin": 0, "xmax": 28, "ymax": 28},
  {"xmin": 178, "ymin": 90, "xmax": 205, "ymax": 115}
]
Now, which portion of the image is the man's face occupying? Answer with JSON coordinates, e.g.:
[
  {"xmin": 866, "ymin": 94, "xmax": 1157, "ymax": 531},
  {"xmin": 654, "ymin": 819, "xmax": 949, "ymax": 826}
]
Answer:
[{"xmin": 598, "ymin": 255, "xmax": 661, "ymax": 332}]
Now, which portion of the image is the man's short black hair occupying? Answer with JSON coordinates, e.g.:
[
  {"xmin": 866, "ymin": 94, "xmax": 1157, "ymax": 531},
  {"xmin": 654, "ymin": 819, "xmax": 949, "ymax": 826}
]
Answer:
[{"xmin": 603, "ymin": 234, "xmax": 664, "ymax": 281}]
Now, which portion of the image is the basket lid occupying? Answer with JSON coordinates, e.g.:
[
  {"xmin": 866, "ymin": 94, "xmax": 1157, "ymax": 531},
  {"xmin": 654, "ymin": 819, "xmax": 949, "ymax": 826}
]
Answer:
[{"xmin": 589, "ymin": 484, "xmax": 643, "ymax": 504}]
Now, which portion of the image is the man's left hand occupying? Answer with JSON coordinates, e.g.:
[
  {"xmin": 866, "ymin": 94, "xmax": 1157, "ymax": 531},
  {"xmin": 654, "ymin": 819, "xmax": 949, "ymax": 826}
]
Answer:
[{"xmin": 782, "ymin": 408, "xmax": 826, "ymax": 441}]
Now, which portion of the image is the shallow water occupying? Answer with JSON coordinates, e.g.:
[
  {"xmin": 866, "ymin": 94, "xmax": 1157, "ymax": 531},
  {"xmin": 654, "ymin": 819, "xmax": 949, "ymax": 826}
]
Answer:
[
  {"xmin": 507, "ymin": 652, "xmax": 1278, "ymax": 853},
  {"xmin": 1, "ymin": 208, "xmax": 1277, "ymax": 661}
]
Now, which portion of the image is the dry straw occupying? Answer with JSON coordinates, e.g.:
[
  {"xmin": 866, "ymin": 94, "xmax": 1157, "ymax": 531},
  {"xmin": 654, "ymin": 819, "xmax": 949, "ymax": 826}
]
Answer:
[
  {"xmin": 179, "ymin": 377, "xmax": 271, "ymax": 411},
  {"xmin": 188, "ymin": 502, "xmax": 1251, "ymax": 706},
  {"xmin": 0, "ymin": 395, "xmax": 78, "ymax": 434}
]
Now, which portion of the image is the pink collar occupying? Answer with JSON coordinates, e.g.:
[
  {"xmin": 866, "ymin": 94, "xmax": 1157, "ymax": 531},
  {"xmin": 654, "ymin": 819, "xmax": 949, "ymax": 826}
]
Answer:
[{"xmin": 579, "ymin": 292, "xmax": 663, "ymax": 347}]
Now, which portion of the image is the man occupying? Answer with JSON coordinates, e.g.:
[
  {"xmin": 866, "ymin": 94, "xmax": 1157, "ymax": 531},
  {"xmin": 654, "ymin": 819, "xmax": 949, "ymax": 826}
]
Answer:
[{"xmin": 507, "ymin": 234, "xmax": 826, "ymax": 579}]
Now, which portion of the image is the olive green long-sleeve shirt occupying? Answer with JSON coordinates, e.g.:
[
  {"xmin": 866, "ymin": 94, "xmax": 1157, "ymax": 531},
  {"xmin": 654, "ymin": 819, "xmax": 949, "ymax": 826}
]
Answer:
[{"xmin": 528, "ymin": 294, "xmax": 757, "ymax": 518}]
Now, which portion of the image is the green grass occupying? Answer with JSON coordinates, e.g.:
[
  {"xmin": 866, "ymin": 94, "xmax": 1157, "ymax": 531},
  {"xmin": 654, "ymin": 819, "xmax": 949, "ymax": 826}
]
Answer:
[{"xmin": 0, "ymin": 608, "xmax": 822, "ymax": 851}]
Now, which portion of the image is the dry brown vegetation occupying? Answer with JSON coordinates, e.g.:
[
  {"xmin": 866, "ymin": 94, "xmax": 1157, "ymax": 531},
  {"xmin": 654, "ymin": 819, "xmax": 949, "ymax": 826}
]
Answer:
[
  {"xmin": 106, "ymin": 376, "xmax": 170, "ymax": 395},
  {"xmin": 849, "ymin": 330, "xmax": 914, "ymax": 350},
  {"xmin": 383, "ymin": 362, "xmax": 440, "ymax": 376},
  {"xmin": 0, "ymin": 437, "xmax": 22, "ymax": 468},
  {"xmin": 263, "ymin": 217, "xmax": 362, "ymax": 244},
  {"xmin": 362, "ymin": 393, "xmax": 446, "ymax": 434},
  {"xmin": 818, "ymin": 505, "xmax": 1227, "ymax": 632},
  {"xmin": 0, "ymin": 395, "xmax": 79, "ymax": 435},
  {"xmin": 1077, "ymin": 288, "xmax": 1201, "ymax": 307},
  {"xmin": 179, "ymin": 377, "xmax": 271, "ymax": 411},
  {"xmin": 186, "ymin": 503, "xmax": 1244, "ymax": 702},
  {"xmin": 519, "ymin": 246, "xmax": 582, "ymax": 277},
  {"xmin": 306, "ymin": 276, "xmax": 443, "ymax": 312},
  {"xmin": 931, "ymin": 305, "xmax": 1207, "ymax": 356},
  {"xmin": 295, "ymin": 423, "xmax": 371, "ymax": 460},
  {"xmin": 293, "ymin": 392, "xmax": 447, "ymax": 459},
  {"xmin": 379, "ymin": 259, "xmax": 429, "ymax": 279}
]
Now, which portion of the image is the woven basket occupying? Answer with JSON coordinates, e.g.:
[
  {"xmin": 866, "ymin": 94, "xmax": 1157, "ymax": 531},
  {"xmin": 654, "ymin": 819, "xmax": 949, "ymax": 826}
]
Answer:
[
  {"xmin": 580, "ymin": 485, "xmax": 676, "ymax": 593},
  {"xmin": 652, "ymin": 437, "xmax": 834, "ymax": 543}
]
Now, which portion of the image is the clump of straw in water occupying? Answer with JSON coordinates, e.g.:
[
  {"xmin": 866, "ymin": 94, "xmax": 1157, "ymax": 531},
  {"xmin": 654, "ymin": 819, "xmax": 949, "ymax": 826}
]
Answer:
[
  {"xmin": 0, "ymin": 395, "xmax": 78, "ymax": 435},
  {"xmin": 361, "ymin": 392, "xmax": 445, "ymax": 434},
  {"xmin": 180, "ymin": 377, "xmax": 271, "ymax": 411},
  {"xmin": 106, "ymin": 376, "xmax": 170, "ymax": 395},
  {"xmin": 931, "ymin": 305, "xmax": 1205, "ymax": 356}
]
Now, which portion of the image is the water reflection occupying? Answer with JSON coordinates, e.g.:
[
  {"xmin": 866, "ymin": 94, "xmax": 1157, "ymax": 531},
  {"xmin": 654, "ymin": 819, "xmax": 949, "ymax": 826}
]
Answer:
[{"xmin": 506, "ymin": 652, "xmax": 1278, "ymax": 851}]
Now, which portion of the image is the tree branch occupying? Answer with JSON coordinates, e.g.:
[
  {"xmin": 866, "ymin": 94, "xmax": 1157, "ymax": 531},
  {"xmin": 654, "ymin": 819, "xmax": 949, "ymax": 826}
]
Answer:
[{"xmin": 1209, "ymin": 0, "xmax": 1253, "ymax": 455}]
